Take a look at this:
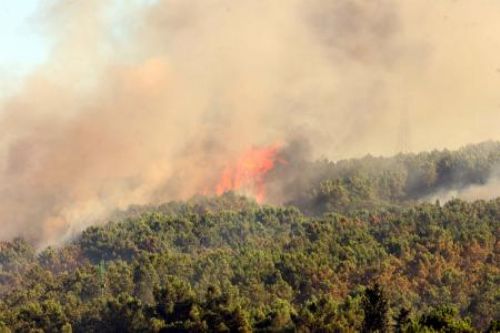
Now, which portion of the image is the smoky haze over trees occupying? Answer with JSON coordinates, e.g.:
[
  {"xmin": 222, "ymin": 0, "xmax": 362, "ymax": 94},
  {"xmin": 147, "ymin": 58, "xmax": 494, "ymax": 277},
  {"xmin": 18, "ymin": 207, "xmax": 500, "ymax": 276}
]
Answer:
[
  {"xmin": 1, "ymin": 0, "xmax": 500, "ymax": 245},
  {"xmin": 0, "ymin": 143, "xmax": 499, "ymax": 331},
  {"xmin": 0, "ymin": 0, "xmax": 499, "ymax": 331},
  {"xmin": 268, "ymin": 140, "xmax": 500, "ymax": 215}
]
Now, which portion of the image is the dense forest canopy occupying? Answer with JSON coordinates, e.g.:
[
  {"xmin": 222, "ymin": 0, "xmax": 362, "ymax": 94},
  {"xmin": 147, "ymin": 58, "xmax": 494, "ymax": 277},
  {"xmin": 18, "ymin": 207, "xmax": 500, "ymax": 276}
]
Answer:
[
  {"xmin": 0, "ymin": 143, "xmax": 498, "ymax": 332},
  {"xmin": 270, "ymin": 140, "xmax": 500, "ymax": 214}
]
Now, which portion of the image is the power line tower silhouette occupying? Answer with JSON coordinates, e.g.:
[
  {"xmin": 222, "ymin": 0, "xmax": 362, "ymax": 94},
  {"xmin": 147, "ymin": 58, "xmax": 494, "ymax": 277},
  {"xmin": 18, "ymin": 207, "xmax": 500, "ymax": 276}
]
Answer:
[{"xmin": 398, "ymin": 107, "xmax": 412, "ymax": 154}]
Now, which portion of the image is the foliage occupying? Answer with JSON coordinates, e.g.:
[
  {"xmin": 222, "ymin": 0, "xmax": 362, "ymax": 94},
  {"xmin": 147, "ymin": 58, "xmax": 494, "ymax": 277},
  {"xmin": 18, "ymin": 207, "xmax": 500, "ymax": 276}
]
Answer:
[
  {"xmin": 281, "ymin": 141, "xmax": 500, "ymax": 214},
  {"xmin": 362, "ymin": 283, "xmax": 389, "ymax": 333},
  {"xmin": 0, "ymin": 143, "xmax": 499, "ymax": 331}
]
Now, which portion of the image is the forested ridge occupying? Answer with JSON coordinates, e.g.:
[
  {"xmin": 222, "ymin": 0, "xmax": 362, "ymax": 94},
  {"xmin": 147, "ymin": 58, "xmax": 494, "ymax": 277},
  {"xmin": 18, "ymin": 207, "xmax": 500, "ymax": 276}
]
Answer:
[
  {"xmin": 0, "ymin": 143, "xmax": 499, "ymax": 332},
  {"xmin": 275, "ymin": 141, "xmax": 500, "ymax": 214}
]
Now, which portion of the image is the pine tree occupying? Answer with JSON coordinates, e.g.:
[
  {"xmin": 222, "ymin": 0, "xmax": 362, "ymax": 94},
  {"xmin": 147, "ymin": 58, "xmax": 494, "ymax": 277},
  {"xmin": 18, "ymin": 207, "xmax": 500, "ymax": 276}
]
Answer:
[
  {"xmin": 394, "ymin": 307, "xmax": 411, "ymax": 333},
  {"xmin": 361, "ymin": 283, "xmax": 389, "ymax": 333}
]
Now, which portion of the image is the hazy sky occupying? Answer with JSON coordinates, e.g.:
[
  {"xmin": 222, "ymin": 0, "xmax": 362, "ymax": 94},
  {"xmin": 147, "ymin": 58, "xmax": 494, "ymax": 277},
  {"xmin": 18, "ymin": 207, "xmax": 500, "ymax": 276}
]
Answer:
[
  {"xmin": 0, "ymin": 0, "xmax": 156, "ymax": 95},
  {"xmin": 0, "ymin": 1, "xmax": 47, "ymax": 73}
]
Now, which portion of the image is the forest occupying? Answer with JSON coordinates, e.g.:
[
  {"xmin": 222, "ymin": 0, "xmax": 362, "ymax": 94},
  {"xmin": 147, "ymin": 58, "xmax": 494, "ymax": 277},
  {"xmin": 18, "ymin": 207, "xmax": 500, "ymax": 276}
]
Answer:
[{"xmin": 0, "ymin": 142, "xmax": 499, "ymax": 332}]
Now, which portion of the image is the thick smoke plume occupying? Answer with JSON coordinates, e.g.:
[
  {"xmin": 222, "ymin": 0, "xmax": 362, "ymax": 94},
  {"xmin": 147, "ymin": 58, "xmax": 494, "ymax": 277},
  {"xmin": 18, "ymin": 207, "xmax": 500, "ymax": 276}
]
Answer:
[{"xmin": 1, "ymin": 0, "xmax": 500, "ymax": 246}]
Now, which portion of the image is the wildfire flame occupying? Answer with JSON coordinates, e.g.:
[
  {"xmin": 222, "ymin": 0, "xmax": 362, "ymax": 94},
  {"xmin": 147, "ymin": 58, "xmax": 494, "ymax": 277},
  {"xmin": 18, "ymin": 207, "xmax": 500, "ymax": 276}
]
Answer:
[{"xmin": 215, "ymin": 144, "xmax": 284, "ymax": 202}]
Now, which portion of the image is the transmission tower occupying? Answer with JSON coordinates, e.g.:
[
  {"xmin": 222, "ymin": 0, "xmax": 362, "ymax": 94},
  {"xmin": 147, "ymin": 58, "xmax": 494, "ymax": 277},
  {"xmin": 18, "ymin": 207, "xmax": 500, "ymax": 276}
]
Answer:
[{"xmin": 398, "ymin": 106, "xmax": 412, "ymax": 154}]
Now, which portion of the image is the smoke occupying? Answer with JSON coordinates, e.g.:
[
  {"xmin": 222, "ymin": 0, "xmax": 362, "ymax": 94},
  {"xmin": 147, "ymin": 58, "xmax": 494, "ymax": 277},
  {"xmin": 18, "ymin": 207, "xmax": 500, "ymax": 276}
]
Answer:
[
  {"xmin": 427, "ymin": 167, "xmax": 500, "ymax": 203},
  {"xmin": 1, "ymin": 0, "xmax": 500, "ymax": 246}
]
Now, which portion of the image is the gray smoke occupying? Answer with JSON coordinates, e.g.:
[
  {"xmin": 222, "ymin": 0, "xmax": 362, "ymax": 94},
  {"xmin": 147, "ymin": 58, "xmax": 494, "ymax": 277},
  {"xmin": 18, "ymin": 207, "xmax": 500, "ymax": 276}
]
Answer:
[{"xmin": 0, "ymin": 0, "xmax": 500, "ymax": 246}]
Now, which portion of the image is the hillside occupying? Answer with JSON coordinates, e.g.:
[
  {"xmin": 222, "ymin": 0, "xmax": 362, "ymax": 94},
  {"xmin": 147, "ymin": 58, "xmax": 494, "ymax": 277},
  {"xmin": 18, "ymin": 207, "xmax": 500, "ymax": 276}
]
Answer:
[
  {"xmin": 1, "ymin": 0, "xmax": 500, "ymax": 331},
  {"xmin": 1, "ymin": 143, "xmax": 500, "ymax": 332},
  {"xmin": 272, "ymin": 141, "xmax": 500, "ymax": 214},
  {"xmin": 0, "ymin": 191, "xmax": 498, "ymax": 332}
]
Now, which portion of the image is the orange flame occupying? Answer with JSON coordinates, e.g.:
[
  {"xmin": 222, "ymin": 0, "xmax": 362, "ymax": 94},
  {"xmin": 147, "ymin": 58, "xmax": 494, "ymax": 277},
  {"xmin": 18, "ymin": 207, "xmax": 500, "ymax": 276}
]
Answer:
[{"xmin": 215, "ymin": 144, "xmax": 283, "ymax": 202}]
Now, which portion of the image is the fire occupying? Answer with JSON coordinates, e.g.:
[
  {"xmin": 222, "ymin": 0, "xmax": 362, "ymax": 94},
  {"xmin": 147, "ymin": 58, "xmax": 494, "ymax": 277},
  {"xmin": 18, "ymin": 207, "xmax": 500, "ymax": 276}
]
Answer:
[{"xmin": 215, "ymin": 144, "xmax": 284, "ymax": 202}]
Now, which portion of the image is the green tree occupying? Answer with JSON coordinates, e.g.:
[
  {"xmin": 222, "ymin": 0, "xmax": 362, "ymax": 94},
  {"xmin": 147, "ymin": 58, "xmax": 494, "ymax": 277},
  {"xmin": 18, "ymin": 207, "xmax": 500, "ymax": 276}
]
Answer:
[
  {"xmin": 418, "ymin": 306, "xmax": 474, "ymax": 333},
  {"xmin": 362, "ymin": 283, "xmax": 389, "ymax": 333}
]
